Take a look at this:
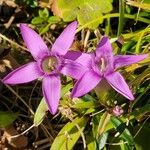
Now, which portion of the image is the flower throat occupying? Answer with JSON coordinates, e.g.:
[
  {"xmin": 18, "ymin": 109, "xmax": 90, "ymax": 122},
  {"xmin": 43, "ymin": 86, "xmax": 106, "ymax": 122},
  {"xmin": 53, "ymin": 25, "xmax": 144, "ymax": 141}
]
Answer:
[{"xmin": 42, "ymin": 56, "xmax": 58, "ymax": 73}]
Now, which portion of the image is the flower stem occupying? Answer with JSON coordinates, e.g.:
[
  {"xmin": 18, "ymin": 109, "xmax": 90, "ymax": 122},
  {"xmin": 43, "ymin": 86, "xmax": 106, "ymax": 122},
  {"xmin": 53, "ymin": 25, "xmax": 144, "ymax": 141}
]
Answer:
[
  {"xmin": 105, "ymin": 18, "xmax": 111, "ymax": 35},
  {"xmin": 117, "ymin": 0, "xmax": 125, "ymax": 37}
]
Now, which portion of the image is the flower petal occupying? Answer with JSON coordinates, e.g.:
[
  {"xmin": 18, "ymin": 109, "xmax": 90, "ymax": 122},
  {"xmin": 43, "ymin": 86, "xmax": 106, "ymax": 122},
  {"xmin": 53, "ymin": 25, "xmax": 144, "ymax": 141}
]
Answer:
[
  {"xmin": 114, "ymin": 54, "xmax": 147, "ymax": 69},
  {"xmin": 42, "ymin": 75, "xmax": 61, "ymax": 115},
  {"xmin": 51, "ymin": 21, "xmax": 77, "ymax": 55},
  {"xmin": 60, "ymin": 59, "xmax": 87, "ymax": 79},
  {"xmin": 20, "ymin": 24, "xmax": 49, "ymax": 60},
  {"xmin": 71, "ymin": 71, "xmax": 101, "ymax": 98},
  {"xmin": 3, "ymin": 62, "xmax": 43, "ymax": 84},
  {"xmin": 96, "ymin": 36, "xmax": 113, "ymax": 58},
  {"xmin": 64, "ymin": 51, "xmax": 92, "ymax": 68},
  {"xmin": 105, "ymin": 72, "xmax": 134, "ymax": 100},
  {"xmin": 95, "ymin": 36, "xmax": 114, "ymax": 73}
]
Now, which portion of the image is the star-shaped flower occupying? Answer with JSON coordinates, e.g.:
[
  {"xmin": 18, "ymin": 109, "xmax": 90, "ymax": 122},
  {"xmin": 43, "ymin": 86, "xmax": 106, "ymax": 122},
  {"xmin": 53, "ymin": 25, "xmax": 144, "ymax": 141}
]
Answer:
[
  {"xmin": 3, "ymin": 21, "xmax": 85, "ymax": 114},
  {"xmin": 70, "ymin": 36, "xmax": 147, "ymax": 100}
]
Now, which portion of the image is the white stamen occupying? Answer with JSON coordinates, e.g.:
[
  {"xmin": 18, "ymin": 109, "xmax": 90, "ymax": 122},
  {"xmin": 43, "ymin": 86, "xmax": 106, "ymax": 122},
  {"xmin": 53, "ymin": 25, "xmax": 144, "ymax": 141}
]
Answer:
[
  {"xmin": 42, "ymin": 56, "xmax": 57, "ymax": 73},
  {"xmin": 100, "ymin": 58, "xmax": 105, "ymax": 71}
]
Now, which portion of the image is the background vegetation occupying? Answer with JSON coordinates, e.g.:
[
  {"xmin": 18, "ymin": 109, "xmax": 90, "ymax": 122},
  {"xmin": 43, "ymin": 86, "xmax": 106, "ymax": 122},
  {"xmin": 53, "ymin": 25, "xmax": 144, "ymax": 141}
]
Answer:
[{"xmin": 0, "ymin": 0, "xmax": 150, "ymax": 149}]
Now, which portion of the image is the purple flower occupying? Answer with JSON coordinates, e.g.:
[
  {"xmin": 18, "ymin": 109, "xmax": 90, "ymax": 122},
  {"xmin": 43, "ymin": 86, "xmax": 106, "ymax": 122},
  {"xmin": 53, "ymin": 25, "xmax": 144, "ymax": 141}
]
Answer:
[
  {"xmin": 71, "ymin": 36, "xmax": 147, "ymax": 100},
  {"xmin": 2, "ymin": 21, "xmax": 85, "ymax": 115}
]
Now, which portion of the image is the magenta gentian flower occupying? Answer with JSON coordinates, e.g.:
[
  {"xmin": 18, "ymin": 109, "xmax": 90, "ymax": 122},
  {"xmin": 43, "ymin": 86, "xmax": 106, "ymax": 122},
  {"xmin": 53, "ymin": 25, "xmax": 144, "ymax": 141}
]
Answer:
[
  {"xmin": 71, "ymin": 36, "xmax": 147, "ymax": 100},
  {"xmin": 2, "ymin": 21, "xmax": 85, "ymax": 114}
]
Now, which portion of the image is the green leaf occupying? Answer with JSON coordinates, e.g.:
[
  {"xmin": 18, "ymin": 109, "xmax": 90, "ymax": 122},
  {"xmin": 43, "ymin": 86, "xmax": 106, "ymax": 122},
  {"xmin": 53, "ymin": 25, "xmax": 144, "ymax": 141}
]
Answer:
[
  {"xmin": 85, "ymin": 0, "xmax": 112, "ymax": 14},
  {"xmin": 77, "ymin": 4, "xmax": 103, "ymax": 29},
  {"xmin": 39, "ymin": 8, "xmax": 49, "ymax": 18},
  {"xmin": 97, "ymin": 112, "xmax": 111, "ymax": 136},
  {"xmin": 62, "ymin": 9, "xmax": 79, "ymax": 22},
  {"xmin": 33, "ymin": 98, "xmax": 48, "ymax": 126},
  {"xmin": 39, "ymin": 16, "xmax": 61, "ymax": 35},
  {"xmin": 58, "ymin": 0, "xmax": 83, "ymax": 8},
  {"xmin": 110, "ymin": 117, "xmax": 134, "ymax": 145},
  {"xmin": 84, "ymin": 108, "xmax": 96, "ymax": 115},
  {"xmin": 48, "ymin": 16, "xmax": 61, "ymax": 24},
  {"xmin": 0, "ymin": 111, "xmax": 18, "ymax": 128},
  {"xmin": 72, "ymin": 94, "xmax": 97, "ymax": 109},
  {"xmin": 61, "ymin": 82, "xmax": 72, "ymax": 97},
  {"xmin": 78, "ymin": 0, "xmax": 112, "ymax": 29},
  {"xmin": 58, "ymin": 0, "xmax": 112, "ymax": 29},
  {"xmin": 73, "ymin": 100, "xmax": 96, "ymax": 109},
  {"xmin": 39, "ymin": 25, "xmax": 49, "ymax": 35},
  {"xmin": 82, "ymin": 94, "xmax": 96, "ymax": 101},
  {"xmin": 58, "ymin": 0, "xmax": 82, "ymax": 21},
  {"xmin": 31, "ymin": 17, "xmax": 44, "ymax": 24},
  {"xmin": 121, "ymin": 40, "xmax": 136, "ymax": 53},
  {"xmin": 96, "ymin": 132, "xmax": 108, "ymax": 150},
  {"xmin": 50, "ymin": 117, "xmax": 88, "ymax": 150}
]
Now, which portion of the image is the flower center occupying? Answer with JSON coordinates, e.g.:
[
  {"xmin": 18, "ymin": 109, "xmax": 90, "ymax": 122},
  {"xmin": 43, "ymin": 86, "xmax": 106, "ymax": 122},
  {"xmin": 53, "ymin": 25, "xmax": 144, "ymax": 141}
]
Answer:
[
  {"xmin": 42, "ymin": 56, "xmax": 58, "ymax": 73},
  {"xmin": 97, "ymin": 58, "xmax": 107, "ymax": 72}
]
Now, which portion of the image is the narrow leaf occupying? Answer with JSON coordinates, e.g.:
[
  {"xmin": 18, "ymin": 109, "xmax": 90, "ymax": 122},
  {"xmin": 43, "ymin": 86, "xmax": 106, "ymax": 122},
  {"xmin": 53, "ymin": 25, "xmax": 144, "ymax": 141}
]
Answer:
[
  {"xmin": 110, "ymin": 117, "xmax": 134, "ymax": 145},
  {"xmin": 33, "ymin": 98, "xmax": 48, "ymax": 126},
  {"xmin": 50, "ymin": 117, "xmax": 88, "ymax": 150},
  {"xmin": 96, "ymin": 132, "xmax": 108, "ymax": 150}
]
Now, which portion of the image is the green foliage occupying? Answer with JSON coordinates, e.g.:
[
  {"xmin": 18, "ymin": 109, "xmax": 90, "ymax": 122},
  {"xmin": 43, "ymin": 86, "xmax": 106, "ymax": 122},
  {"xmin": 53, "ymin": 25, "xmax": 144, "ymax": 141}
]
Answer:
[
  {"xmin": 135, "ymin": 123, "xmax": 150, "ymax": 150},
  {"xmin": 73, "ymin": 98, "xmax": 96, "ymax": 109},
  {"xmin": 110, "ymin": 117, "xmax": 134, "ymax": 145},
  {"xmin": 39, "ymin": 8, "xmax": 49, "ymax": 18},
  {"xmin": 58, "ymin": 0, "xmax": 112, "ymax": 29},
  {"xmin": 1, "ymin": 0, "xmax": 150, "ymax": 149},
  {"xmin": 50, "ymin": 117, "xmax": 88, "ymax": 150},
  {"xmin": 96, "ymin": 132, "xmax": 108, "ymax": 150},
  {"xmin": 32, "ymin": 8, "xmax": 61, "ymax": 34},
  {"xmin": 86, "ymin": 131, "xmax": 96, "ymax": 150},
  {"xmin": 131, "ymin": 104, "xmax": 150, "ymax": 119},
  {"xmin": 61, "ymin": 82, "xmax": 72, "ymax": 97},
  {"xmin": 0, "ymin": 111, "xmax": 18, "ymax": 128}
]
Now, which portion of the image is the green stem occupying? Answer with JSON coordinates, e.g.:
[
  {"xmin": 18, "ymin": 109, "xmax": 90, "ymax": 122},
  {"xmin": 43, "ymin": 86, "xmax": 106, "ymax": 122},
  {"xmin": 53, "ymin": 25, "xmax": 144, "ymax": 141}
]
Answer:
[
  {"xmin": 117, "ymin": 0, "xmax": 125, "ymax": 36},
  {"xmin": 105, "ymin": 18, "xmax": 111, "ymax": 35}
]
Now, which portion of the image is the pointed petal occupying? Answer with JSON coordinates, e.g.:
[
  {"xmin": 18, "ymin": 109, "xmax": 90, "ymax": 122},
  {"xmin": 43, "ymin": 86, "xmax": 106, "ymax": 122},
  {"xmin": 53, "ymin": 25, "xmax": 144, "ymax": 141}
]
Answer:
[
  {"xmin": 42, "ymin": 75, "xmax": 61, "ymax": 115},
  {"xmin": 3, "ymin": 62, "xmax": 43, "ymax": 84},
  {"xmin": 64, "ymin": 51, "xmax": 92, "ymax": 68},
  {"xmin": 96, "ymin": 36, "xmax": 113, "ymax": 58},
  {"xmin": 60, "ymin": 59, "xmax": 87, "ymax": 79},
  {"xmin": 52, "ymin": 21, "xmax": 77, "ymax": 55},
  {"xmin": 71, "ymin": 71, "xmax": 101, "ymax": 98},
  {"xmin": 114, "ymin": 54, "xmax": 147, "ymax": 69},
  {"xmin": 20, "ymin": 24, "xmax": 49, "ymax": 60},
  {"xmin": 105, "ymin": 72, "xmax": 134, "ymax": 100}
]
